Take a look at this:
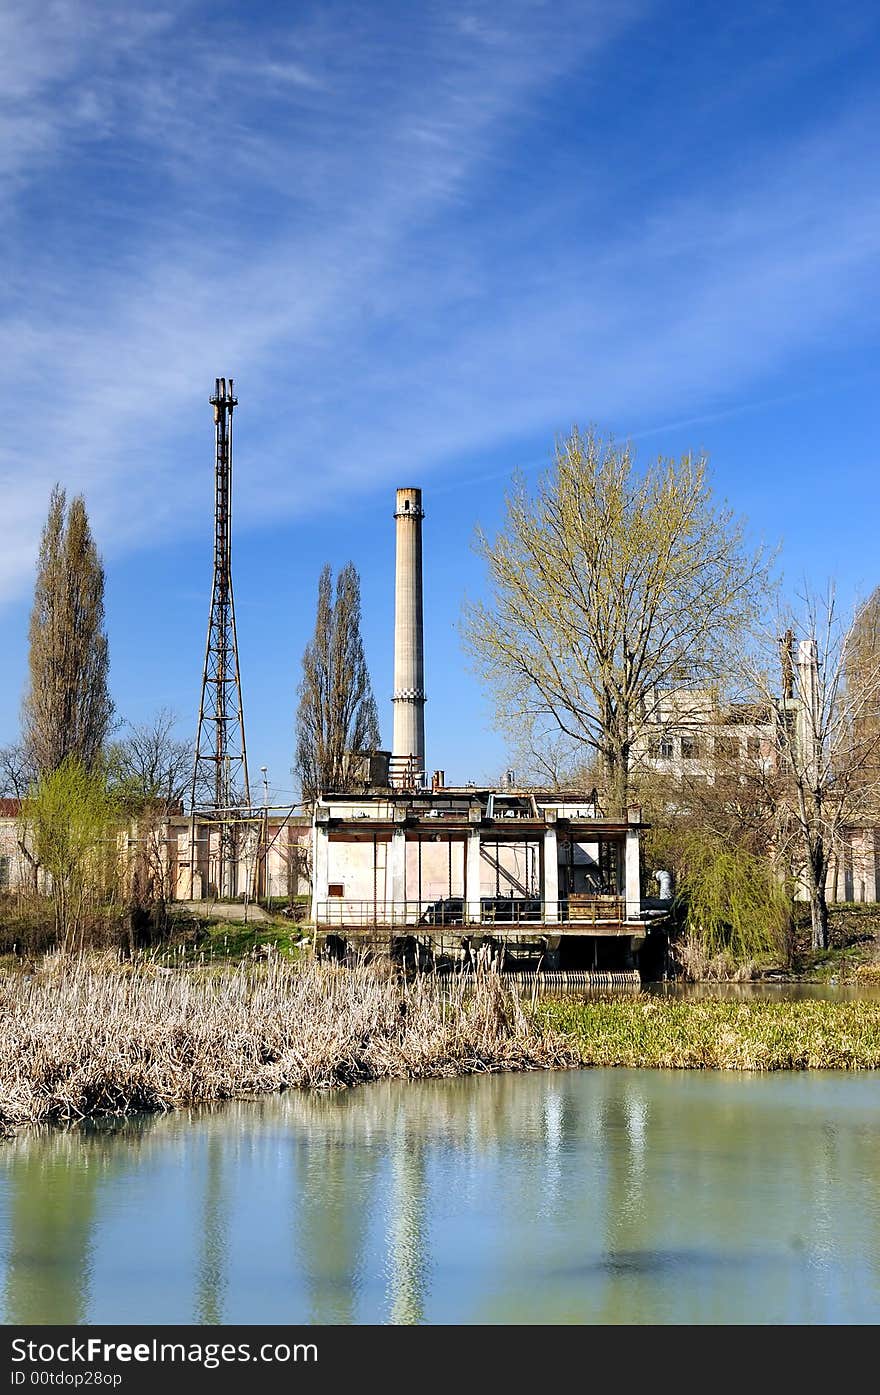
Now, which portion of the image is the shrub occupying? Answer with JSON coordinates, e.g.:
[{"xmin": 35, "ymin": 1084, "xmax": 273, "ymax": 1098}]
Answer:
[{"xmin": 673, "ymin": 833, "xmax": 792, "ymax": 968}]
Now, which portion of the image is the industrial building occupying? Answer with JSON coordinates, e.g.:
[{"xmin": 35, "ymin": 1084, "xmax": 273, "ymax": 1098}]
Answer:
[
  {"xmin": 0, "ymin": 799, "xmax": 311, "ymax": 906},
  {"xmin": 311, "ymin": 783, "xmax": 646, "ymax": 969},
  {"xmin": 5, "ymin": 381, "xmax": 873, "ymax": 961},
  {"xmin": 633, "ymin": 649, "xmax": 880, "ymax": 905},
  {"xmin": 304, "ymin": 485, "xmax": 652, "ymax": 971}
]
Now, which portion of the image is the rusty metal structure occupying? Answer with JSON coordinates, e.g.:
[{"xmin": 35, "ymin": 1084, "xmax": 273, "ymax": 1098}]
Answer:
[{"xmin": 190, "ymin": 378, "xmax": 252, "ymax": 897}]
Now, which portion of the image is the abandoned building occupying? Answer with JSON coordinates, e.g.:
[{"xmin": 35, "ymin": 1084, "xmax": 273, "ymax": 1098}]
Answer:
[
  {"xmin": 633, "ymin": 648, "xmax": 880, "ymax": 904},
  {"xmin": 302, "ymin": 485, "xmax": 653, "ymax": 971},
  {"xmin": 3, "ymin": 466, "xmax": 874, "ymax": 954},
  {"xmin": 0, "ymin": 798, "xmax": 312, "ymax": 905},
  {"xmin": 311, "ymin": 780, "xmax": 646, "ymax": 969}
]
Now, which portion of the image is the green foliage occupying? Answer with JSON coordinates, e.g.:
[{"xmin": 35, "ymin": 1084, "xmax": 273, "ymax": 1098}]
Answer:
[
  {"xmin": 23, "ymin": 758, "xmax": 118, "ymax": 950},
  {"xmin": 674, "ymin": 832, "xmax": 792, "ymax": 963},
  {"xmin": 463, "ymin": 426, "xmax": 769, "ymax": 813},
  {"xmin": 540, "ymin": 996, "xmax": 880, "ymax": 1069}
]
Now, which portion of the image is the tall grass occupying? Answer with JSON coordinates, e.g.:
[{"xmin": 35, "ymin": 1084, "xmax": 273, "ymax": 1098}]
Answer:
[
  {"xmin": 541, "ymin": 996, "xmax": 880, "ymax": 1070},
  {"xmin": 4, "ymin": 959, "xmax": 880, "ymax": 1131},
  {"xmin": 0, "ymin": 957, "xmax": 574, "ymax": 1129}
]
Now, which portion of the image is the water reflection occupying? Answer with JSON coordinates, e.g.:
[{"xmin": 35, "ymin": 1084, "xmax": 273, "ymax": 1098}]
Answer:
[
  {"xmin": 1, "ymin": 1069, "xmax": 879, "ymax": 1324},
  {"xmin": 196, "ymin": 1134, "xmax": 227, "ymax": 1325},
  {"xmin": 0, "ymin": 1118, "xmax": 156, "ymax": 1324},
  {"xmin": 385, "ymin": 1133, "xmax": 426, "ymax": 1325}
]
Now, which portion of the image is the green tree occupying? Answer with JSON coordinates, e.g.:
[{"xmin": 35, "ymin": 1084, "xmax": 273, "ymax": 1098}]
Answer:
[
  {"xmin": 667, "ymin": 831, "xmax": 792, "ymax": 972},
  {"xmin": 463, "ymin": 426, "xmax": 769, "ymax": 815},
  {"xmin": 23, "ymin": 758, "xmax": 115, "ymax": 951},
  {"xmin": 295, "ymin": 563, "xmax": 381, "ymax": 803},
  {"xmin": 23, "ymin": 486, "xmax": 112, "ymax": 778}
]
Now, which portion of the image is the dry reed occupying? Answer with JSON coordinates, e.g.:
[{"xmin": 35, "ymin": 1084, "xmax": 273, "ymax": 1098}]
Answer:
[
  {"xmin": 0, "ymin": 957, "xmax": 575, "ymax": 1129},
  {"xmin": 4, "ymin": 959, "xmax": 880, "ymax": 1132},
  {"xmin": 672, "ymin": 933, "xmax": 762, "ymax": 982}
]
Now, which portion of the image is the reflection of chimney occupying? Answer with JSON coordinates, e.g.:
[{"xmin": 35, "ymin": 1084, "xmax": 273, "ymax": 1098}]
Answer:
[{"xmin": 391, "ymin": 487, "xmax": 425, "ymax": 784}]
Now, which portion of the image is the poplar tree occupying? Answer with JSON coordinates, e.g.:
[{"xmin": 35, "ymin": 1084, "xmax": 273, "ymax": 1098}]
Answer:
[
  {"xmin": 295, "ymin": 562, "xmax": 380, "ymax": 803},
  {"xmin": 23, "ymin": 486, "xmax": 113, "ymax": 777}
]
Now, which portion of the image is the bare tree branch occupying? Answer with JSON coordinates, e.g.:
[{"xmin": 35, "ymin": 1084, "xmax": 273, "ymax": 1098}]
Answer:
[{"xmin": 463, "ymin": 426, "xmax": 772, "ymax": 813}]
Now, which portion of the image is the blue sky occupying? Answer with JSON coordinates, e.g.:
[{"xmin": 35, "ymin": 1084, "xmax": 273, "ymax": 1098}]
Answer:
[{"xmin": 1, "ymin": 0, "xmax": 879, "ymax": 799}]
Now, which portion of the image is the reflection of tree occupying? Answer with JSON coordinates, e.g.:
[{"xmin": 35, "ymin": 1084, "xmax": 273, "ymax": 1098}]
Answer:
[
  {"xmin": 1, "ymin": 1120, "xmax": 154, "ymax": 1325},
  {"xmin": 290, "ymin": 1096, "xmax": 383, "ymax": 1324},
  {"xmin": 283, "ymin": 1089, "xmax": 432, "ymax": 1325},
  {"xmin": 8, "ymin": 1072, "xmax": 878, "ymax": 1327},
  {"xmin": 196, "ymin": 1133, "xmax": 227, "ymax": 1325},
  {"xmin": 3, "ymin": 1152, "xmax": 97, "ymax": 1323}
]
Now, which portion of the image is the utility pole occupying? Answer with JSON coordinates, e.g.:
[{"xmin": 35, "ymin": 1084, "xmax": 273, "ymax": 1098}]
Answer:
[
  {"xmin": 260, "ymin": 766, "xmax": 269, "ymax": 906},
  {"xmin": 190, "ymin": 378, "xmax": 252, "ymax": 900}
]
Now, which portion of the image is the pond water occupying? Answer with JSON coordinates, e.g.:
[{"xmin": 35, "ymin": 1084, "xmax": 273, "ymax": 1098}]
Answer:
[
  {"xmin": 645, "ymin": 978, "xmax": 880, "ymax": 1002},
  {"xmin": 2, "ymin": 1066, "xmax": 879, "ymax": 1324}
]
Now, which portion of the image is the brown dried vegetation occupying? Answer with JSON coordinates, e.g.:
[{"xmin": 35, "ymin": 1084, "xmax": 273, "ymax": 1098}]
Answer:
[{"xmin": 0, "ymin": 957, "xmax": 574, "ymax": 1129}]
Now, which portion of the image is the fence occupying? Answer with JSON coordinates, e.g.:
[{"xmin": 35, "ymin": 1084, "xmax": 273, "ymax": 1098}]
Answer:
[{"xmin": 314, "ymin": 896, "xmax": 626, "ymax": 930}]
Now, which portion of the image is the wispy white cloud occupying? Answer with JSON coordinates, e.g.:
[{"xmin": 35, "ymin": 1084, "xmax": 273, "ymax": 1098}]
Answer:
[{"xmin": 1, "ymin": 0, "xmax": 878, "ymax": 606}]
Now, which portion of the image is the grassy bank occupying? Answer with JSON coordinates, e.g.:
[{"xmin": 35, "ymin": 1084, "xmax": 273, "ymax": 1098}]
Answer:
[
  {"xmin": 0, "ymin": 957, "xmax": 574, "ymax": 1129},
  {"xmin": 541, "ymin": 996, "xmax": 880, "ymax": 1070}
]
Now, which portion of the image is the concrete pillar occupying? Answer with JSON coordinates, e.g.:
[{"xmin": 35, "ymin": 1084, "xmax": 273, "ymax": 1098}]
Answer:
[
  {"xmin": 391, "ymin": 488, "xmax": 426, "ymax": 781},
  {"xmin": 390, "ymin": 827, "xmax": 407, "ymax": 925},
  {"xmin": 311, "ymin": 818, "xmax": 329, "ymax": 923},
  {"xmin": 795, "ymin": 638, "xmax": 820, "ymax": 783},
  {"xmin": 625, "ymin": 827, "xmax": 641, "ymax": 922},
  {"xmin": 466, "ymin": 829, "xmax": 482, "ymax": 925},
  {"xmin": 867, "ymin": 828, "xmax": 879, "ymax": 903},
  {"xmin": 543, "ymin": 824, "xmax": 559, "ymax": 923}
]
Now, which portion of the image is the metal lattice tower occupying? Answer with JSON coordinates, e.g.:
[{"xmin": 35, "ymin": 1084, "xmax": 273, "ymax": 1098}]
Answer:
[{"xmin": 190, "ymin": 377, "xmax": 251, "ymax": 897}]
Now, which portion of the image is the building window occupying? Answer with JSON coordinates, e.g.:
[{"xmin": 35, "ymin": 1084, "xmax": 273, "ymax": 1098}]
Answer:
[
  {"xmin": 328, "ymin": 883, "xmax": 345, "ymax": 898},
  {"xmin": 715, "ymin": 733, "xmax": 739, "ymax": 762},
  {"xmin": 649, "ymin": 737, "xmax": 674, "ymax": 760},
  {"xmin": 777, "ymin": 712, "xmax": 796, "ymax": 769},
  {"xmin": 0, "ymin": 855, "xmax": 9, "ymax": 891},
  {"xmin": 681, "ymin": 735, "xmax": 702, "ymax": 759},
  {"xmin": 746, "ymin": 735, "xmax": 762, "ymax": 759}
]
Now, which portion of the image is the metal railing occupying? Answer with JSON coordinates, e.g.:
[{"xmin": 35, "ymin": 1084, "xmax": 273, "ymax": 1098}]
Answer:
[{"xmin": 314, "ymin": 896, "xmax": 626, "ymax": 929}]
